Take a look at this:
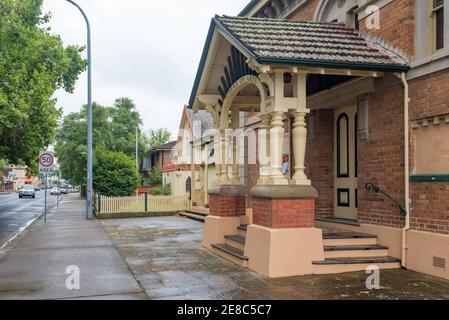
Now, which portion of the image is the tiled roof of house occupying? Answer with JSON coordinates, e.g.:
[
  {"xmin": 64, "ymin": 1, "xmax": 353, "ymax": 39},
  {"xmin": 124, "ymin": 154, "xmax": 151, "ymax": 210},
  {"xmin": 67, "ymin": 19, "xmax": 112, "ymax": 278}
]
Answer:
[
  {"xmin": 150, "ymin": 141, "xmax": 176, "ymax": 153},
  {"xmin": 215, "ymin": 15, "xmax": 409, "ymax": 70}
]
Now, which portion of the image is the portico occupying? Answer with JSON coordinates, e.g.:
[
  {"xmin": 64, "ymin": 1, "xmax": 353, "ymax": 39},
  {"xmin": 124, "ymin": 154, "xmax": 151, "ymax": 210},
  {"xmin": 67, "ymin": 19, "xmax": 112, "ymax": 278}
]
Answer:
[{"xmin": 189, "ymin": 15, "xmax": 409, "ymax": 277}]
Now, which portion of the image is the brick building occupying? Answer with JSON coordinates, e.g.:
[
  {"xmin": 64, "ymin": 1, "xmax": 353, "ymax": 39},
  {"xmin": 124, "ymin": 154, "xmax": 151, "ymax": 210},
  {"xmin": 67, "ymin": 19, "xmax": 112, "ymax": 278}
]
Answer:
[{"xmin": 187, "ymin": 0, "xmax": 449, "ymax": 279}]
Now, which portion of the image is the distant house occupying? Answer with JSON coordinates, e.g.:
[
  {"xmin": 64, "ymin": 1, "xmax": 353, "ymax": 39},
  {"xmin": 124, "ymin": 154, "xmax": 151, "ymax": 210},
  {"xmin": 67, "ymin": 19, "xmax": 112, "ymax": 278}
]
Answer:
[
  {"xmin": 141, "ymin": 141, "xmax": 177, "ymax": 173},
  {"xmin": 163, "ymin": 106, "xmax": 215, "ymax": 206},
  {"xmin": 2, "ymin": 165, "xmax": 27, "ymax": 191}
]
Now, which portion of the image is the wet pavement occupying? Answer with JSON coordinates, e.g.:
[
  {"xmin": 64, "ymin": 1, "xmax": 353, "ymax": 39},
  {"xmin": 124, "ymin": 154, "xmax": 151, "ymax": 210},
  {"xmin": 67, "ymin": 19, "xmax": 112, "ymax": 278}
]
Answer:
[
  {"xmin": 0, "ymin": 195, "xmax": 144, "ymax": 300},
  {"xmin": 101, "ymin": 216, "xmax": 449, "ymax": 300}
]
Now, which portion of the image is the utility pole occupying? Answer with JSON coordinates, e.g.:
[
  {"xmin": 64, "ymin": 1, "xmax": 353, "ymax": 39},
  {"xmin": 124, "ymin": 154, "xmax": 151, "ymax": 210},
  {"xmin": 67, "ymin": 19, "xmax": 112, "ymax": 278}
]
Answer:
[
  {"xmin": 66, "ymin": 0, "xmax": 93, "ymax": 220},
  {"xmin": 136, "ymin": 126, "xmax": 139, "ymax": 171}
]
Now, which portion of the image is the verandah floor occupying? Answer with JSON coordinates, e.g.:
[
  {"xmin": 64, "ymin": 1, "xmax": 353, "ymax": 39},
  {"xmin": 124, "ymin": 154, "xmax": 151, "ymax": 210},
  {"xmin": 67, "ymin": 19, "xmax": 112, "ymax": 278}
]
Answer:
[{"xmin": 101, "ymin": 216, "xmax": 449, "ymax": 300}]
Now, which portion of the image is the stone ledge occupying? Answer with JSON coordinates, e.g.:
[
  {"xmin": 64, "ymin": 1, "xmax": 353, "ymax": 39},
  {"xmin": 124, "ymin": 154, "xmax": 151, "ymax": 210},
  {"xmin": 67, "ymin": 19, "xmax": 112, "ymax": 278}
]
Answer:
[
  {"xmin": 250, "ymin": 185, "xmax": 318, "ymax": 199},
  {"xmin": 208, "ymin": 184, "xmax": 247, "ymax": 196}
]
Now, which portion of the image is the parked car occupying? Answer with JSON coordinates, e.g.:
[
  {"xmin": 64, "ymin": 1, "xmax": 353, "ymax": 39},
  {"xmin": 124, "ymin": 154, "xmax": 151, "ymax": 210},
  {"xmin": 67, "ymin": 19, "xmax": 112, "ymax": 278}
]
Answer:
[
  {"xmin": 35, "ymin": 185, "xmax": 41, "ymax": 191},
  {"xmin": 50, "ymin": 187, "xmax": 60, "ymax": 196},
  {"xmin": 70, "ymin": 187, "xmax": 79, "ymax": 193},
  {"xmin": 19, "ymin": 185, "xmax": 36, "ymax": 199},
  {"xmin": 60, "ymin": 188, "xmax": 68, "ymax": 194}
]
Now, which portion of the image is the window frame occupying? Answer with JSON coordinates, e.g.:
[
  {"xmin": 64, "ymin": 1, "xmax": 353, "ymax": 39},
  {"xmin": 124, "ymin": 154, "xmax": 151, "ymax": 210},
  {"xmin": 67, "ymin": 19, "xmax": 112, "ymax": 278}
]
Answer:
[{"xmin": 430, "ymin": 0, "xmax": 445, "ymax": 52}]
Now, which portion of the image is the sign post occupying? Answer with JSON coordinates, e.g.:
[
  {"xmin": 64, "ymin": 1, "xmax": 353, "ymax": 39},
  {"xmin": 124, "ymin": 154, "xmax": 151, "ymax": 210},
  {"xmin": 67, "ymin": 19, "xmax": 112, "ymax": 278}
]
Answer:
[{"xmin": 39, "ymin": 151, "xmax": 56, "ymax": 223}]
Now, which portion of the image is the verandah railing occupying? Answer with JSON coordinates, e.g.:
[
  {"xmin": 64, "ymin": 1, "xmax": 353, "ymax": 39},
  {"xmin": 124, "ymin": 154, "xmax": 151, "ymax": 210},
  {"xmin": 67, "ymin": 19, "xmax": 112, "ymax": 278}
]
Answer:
[{"xmin": 94, "ymin": 192, "xmax": 189, "ymax": 214}]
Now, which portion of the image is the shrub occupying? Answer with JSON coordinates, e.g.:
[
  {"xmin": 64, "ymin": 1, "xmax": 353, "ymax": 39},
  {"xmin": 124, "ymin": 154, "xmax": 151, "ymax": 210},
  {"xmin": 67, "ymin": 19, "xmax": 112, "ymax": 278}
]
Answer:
[
  {"xmin": 145, "ymin": 168, "xmax": 162, "ymax": 186},
  {"xmin": 93, "ymin": 148, "xmax": 140, "ymax": 197},
  {"xmin": 149, "ymin": 184, "xmax": 171, "ymax": 196}
]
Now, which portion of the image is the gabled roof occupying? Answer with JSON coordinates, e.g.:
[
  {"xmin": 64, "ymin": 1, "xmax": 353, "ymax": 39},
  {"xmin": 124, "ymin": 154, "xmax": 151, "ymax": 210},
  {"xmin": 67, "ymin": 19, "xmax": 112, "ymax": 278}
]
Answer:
[
  {"xmin": 188, "ymin": 15, "xmax": 409, "ymax": 107},
  {"xmin": 149, "ymin": 141, "xmax": 177, "ymax": 153},
  {"xmin": 217, "ymin": 16, "xmax": 409, "ymax": 70},
  {"xmin": 239, "ymin": 0, "xmax": 262, "ymax": 16}
]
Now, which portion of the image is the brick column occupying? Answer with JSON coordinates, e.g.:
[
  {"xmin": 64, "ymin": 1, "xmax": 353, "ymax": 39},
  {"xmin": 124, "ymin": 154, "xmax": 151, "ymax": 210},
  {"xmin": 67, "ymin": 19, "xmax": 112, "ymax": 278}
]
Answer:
[
  {"xmin": 250, "ymin": 185, "xmax": 318, "ymax": 229},
  {"xmin": 209, "ymin": 185, "xmax": 246, "ymax": 217}
]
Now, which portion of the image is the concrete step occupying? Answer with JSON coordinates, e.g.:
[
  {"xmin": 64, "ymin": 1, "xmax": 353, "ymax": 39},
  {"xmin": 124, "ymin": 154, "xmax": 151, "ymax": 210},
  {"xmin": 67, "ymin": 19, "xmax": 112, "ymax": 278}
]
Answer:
[
  {"xmin": 185, "ymin": 210, "xmax": 209, "ymax": 217},
  {"xmin": 224, "ymin": 235, "xmax": 246, "ymax": 251},
  {"xmin": 179, "ymin": 212, "xmax": 206, "ymax": 223},
  {"xmin": 313, "ymin": 256, "xmax": 401, "ymax": 275},
  {"xmin": 211, "ymin": 243, "xmax": 248, "ymax": 267},
  {"xmin": 324, "ymin": 245, "xmax": 389, "ymax": 259},
  {"xmin": 237, "ymin": 224, "xmax": 248, "ymax": 237},
  {"xmin": 323, "ymin": 232, "xmax": 378, "ymax": 247}
]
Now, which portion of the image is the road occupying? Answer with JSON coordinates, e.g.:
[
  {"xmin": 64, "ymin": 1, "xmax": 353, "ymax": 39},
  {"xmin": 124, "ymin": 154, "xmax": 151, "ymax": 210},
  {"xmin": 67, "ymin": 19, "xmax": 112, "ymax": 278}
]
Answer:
[{"xmin": 0, "ymin": 190, "xmax": 61, "ymax": 249}]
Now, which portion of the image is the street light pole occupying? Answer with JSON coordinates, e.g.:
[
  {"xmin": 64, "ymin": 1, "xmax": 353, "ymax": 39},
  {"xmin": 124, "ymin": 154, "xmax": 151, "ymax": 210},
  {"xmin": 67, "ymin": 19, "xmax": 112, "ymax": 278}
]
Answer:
[
  {"xmin": 136, "ymin": 126, "xmax": 139, "ymax": 171},
  {"xmin": 66, "ymin": 0, "xmax": 94, "ymax": 220}
]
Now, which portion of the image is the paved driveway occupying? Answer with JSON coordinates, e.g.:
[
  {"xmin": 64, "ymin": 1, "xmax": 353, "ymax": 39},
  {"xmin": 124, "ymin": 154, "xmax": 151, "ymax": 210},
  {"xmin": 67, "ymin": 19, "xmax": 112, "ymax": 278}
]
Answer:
[{"xmin": 101, "ymin": 216, "xmax": 449, "ymax": 300}]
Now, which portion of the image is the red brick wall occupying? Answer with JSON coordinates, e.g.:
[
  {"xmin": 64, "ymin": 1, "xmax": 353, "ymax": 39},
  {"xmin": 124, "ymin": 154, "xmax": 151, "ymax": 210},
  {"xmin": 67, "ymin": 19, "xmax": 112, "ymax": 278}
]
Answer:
[
  {"xmin": 357, "ymin": 81, "xmax": 406, "ymax": 228},
  {"xmin": 305, "ymin": 110, "xmax": 334, "ymax": 217},
  {"xmin": 359, "ymin": 0, "xmax": 415, "ymax": 59},
  {"xmin": 408, "ymin": 70, "xmax": 449, "ymax": 235},
  {"xmin": 410, "ymin": 182, "xmax": 449, "ymax": 234},
  {"xmin": 253, "ymin": 197, "xmax": 315, "ymax": 229},
  {"xmin": 409, "ymin": 69, "xmax": 449, "ymax": 120},
  {"xmin": 288, "ymin": 0, "xmax": 319, "ymax": 21},
  {"xmin": 209, "ymin": 194, "xmax": 246, "ymax": 217}
]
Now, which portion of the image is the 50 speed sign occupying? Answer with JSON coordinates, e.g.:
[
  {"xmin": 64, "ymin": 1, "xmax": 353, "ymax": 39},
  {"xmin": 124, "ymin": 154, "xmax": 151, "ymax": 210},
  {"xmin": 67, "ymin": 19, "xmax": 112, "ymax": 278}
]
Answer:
[{"xmin": 39, "ymin": 151, "xmax": 55, "ymax": 173}]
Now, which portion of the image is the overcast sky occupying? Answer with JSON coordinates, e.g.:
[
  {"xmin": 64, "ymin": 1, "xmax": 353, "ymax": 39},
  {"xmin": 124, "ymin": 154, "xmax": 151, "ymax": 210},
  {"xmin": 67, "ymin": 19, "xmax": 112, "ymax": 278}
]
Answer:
[{"xmin": 42, "ymin": 0, "xmax": 249, "ymax": 138}]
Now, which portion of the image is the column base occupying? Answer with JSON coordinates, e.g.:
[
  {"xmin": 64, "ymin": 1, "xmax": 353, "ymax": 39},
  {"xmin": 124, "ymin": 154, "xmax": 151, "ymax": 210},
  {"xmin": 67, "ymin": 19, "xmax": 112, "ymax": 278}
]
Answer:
[
  {"xmin": 208, "ymin": 185, "xmax": 246, "ymax": 217},
  {"xmin": 245, "ymin": 224, "xmax": 324, "ymax": 277},
  {"xmin": 292, "ymin": 178, "xmax": 312, "ymax": 186},
  {"xmin": 250, "ymin": 185, "xmax": 318, "ymax": 229}
]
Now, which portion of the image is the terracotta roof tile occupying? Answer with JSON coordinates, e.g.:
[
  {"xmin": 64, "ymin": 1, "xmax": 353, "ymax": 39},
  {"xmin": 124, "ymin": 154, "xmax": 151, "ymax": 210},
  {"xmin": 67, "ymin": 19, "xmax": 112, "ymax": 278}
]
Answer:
[{"xmin": 216, "ymin": 15, "xmax": 408, "ymax": 69}]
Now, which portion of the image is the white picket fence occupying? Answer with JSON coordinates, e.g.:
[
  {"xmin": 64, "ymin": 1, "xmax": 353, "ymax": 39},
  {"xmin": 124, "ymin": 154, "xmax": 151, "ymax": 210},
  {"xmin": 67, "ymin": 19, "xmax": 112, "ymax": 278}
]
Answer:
[{"xmin": 95, "ymin": 193, "xmax": 189, "ymax": 214}]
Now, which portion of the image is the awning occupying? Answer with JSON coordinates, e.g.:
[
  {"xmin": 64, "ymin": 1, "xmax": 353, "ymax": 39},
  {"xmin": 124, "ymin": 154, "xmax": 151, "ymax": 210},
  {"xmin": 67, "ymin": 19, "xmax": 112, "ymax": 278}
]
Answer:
[{"xmin": 188, "ymin": 15, "xmax": 409, "ymax": 108}]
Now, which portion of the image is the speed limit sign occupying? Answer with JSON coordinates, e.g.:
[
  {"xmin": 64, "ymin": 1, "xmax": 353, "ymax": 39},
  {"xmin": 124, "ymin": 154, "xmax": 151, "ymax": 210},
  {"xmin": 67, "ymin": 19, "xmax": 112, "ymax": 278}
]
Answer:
[{"xmin": 39, "ymin": 151, "xmax": 56, "ymax": 173}]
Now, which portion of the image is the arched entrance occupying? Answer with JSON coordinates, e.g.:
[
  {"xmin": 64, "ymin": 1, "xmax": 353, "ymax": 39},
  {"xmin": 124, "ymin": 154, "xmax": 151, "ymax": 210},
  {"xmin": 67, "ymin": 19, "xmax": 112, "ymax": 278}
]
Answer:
[{"xmin": 185, "ymin": 177, "xmax": 192, "ymax": 200}]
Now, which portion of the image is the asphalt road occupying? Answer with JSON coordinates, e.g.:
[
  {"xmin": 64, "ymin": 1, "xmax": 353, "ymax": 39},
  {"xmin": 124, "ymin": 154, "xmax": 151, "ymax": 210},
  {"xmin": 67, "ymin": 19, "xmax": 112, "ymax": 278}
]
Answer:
[{"xmin": 0, "ymin": 190, "xmax": 61, "ymax": 249}]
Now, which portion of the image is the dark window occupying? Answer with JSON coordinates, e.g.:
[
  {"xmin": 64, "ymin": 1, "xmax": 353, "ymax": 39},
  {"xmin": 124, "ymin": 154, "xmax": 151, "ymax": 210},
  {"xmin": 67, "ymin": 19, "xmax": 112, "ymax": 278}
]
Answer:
[
  {"xmin": 354, "ymin": 13, "xmax": 360, "ymax": 30},
  {"xmin": 433, "ymin": 0, "xmax": 445, "ymax": 50},
  {"xmin": 337, "ymin": 113, "xmax": 350, "ymax": 178}
]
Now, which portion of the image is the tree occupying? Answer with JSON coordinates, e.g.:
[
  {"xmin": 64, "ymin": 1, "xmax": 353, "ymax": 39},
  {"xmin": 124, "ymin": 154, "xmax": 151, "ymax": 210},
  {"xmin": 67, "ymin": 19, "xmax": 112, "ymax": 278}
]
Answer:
[
  {"xmin": 0, "ymin": 0, "xmax": 86, "ymax": 165},
  {"xmin": 110, "ymin": 98, "xmax": 142, "ymax": 156},
  {"xmin": 55, "ymin": 102, "xmax": 112, "ymax": 186},
  {"xmin": 148, "ymin": 128, "xmax": 172, "ymax": 150},
  {"xmin": 55, "ymin": 98, "xmax": 148, "ymax": 186},
  {"xmin": 93, "ymin": 148, "xmax": 140, "ymax": 197}
]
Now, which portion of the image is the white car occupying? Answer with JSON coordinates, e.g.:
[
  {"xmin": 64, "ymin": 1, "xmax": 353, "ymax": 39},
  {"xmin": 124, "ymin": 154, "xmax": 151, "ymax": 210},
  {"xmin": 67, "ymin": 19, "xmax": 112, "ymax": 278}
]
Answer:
[{"xmin": 50, "ymin": 187, "xmax": 60, "ymax": 195}]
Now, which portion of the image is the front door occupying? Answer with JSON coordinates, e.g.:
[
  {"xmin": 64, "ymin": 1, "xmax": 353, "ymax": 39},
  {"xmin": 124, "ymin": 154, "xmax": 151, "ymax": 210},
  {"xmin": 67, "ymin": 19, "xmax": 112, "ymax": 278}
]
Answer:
[{"xmin": 334, "ymin": 105, "xmax": 358, "ymax": 220}]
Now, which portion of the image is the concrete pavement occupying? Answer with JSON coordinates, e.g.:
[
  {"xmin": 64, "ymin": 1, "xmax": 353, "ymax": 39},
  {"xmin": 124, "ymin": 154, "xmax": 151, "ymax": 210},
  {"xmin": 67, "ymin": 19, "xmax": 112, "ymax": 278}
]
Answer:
[
  {"xmin": 0, "ymin": 195, "xmax": 146, "ymax": 300},
  {"xmin": 102, "ymin": 216, "xmax": 449, "ymax": 300}
]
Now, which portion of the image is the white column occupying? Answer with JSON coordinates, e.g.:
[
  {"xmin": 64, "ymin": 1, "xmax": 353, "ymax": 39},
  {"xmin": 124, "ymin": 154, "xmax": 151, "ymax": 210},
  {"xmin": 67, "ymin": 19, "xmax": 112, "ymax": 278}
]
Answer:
[
  {"xmin": 213, "ymin": 130, "xmax": 222, "ymax": 185},
  {"xmin": 257, "ymin": 113, "xmax": 271, "ymax": 185},
  {"xmin": 270, "ymin": 111, "xmax": 288, "ymax": 185},
  {"xmin": 204, "ymin": 153, "xmax": 209, "ymax": 206},
  {"xmin": 230, "ymin": 109, "xmax": 241, "ymax": 184},
  {"xmin": 292, "ymin": 110, "xmax": 311, "ymax": 185},
  {"xmin": 220, "ymin": 129, "xmax": 230, "ymax": 183}
]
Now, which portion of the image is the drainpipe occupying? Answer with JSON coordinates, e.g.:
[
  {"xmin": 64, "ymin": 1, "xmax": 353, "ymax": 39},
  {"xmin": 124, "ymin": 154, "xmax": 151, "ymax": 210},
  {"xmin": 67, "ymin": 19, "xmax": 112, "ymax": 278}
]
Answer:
[{"xmin": 397, "ymin": 72, "xmax": 411, "ymax": 268}]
